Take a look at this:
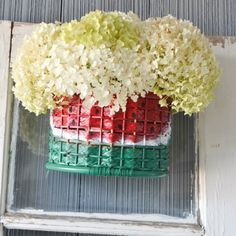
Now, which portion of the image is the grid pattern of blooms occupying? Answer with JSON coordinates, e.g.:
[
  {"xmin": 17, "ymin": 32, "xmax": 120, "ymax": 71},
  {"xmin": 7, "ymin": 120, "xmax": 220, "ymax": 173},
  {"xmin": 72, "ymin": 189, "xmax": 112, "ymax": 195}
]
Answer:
[
  {"xmin": 51, "ymin": 93, "xmax": 171, "ymax": 145},
  {"xmin": 48, "ymin": 93, "xmax": 171, "ymax": 176},
  {"xmin": 48, "ymin": 135, "xmax": 169, "ymax": 177},
  {"xmin": 12, "ymin": 11, "xmax": 220, "ymax": 116}
]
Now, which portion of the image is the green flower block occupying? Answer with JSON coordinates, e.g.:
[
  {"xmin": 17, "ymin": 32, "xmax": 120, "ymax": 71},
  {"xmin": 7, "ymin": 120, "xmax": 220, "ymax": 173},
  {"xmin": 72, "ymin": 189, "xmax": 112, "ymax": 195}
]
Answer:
[{"xmin": 47, "ymin": 130, "xmax": 170, "ymax": 177}]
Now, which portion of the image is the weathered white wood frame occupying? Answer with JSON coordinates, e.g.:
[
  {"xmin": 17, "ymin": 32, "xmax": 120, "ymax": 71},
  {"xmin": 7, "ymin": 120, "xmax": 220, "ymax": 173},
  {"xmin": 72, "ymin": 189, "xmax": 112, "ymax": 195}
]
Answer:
[
  {"xmin": 199, "ymin": 38, "xmax": 236, "ymax": 236},
  {"xmin": 0, "ymin": 21, "xmax": 13, "ymax": 236},
  {"xmin": 1, "ymin": 21, "xmax": 233, "ymax": 236}
]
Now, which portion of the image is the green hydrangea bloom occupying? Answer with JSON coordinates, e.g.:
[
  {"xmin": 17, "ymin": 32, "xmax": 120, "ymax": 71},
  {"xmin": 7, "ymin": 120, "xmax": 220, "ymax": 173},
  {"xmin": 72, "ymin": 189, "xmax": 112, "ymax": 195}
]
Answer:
[{"xmin": 60, "ymin": 10, "xmax": 141, "ymax": 49}]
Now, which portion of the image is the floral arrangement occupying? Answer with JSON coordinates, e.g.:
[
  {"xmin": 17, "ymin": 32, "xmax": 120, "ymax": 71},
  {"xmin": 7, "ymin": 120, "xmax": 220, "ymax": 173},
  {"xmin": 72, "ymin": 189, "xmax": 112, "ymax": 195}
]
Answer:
[{"xmin": 12, "ymin": 11, "xmax": 220, "ymax": 116}]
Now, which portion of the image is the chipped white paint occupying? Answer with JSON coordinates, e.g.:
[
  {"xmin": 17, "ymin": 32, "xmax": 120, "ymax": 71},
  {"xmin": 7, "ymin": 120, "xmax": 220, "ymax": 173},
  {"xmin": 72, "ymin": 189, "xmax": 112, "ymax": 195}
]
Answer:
[
  {"xmin": 199, "ymin": 38, "xmax": 236, "ymax": 236},
  {"xmin": 1, "ymin": 212, "xmax": 203, "ymax": 236},
  {"xmin": 0, "ymin": 20, "xmax": 12, "ymax": 236},
  {"xmin": 7, "ymin": 208, "xmax": 197, "ymax": 224},
  {"xmin": 0, "ymin": 21, "xmax": 12, "ymax": 214}
]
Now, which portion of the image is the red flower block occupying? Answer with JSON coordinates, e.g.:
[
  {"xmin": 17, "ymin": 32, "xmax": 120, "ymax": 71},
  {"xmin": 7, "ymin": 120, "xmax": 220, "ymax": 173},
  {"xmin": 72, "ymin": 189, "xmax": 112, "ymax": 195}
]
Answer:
[{"xmin": 51, "ymin": 93, "xmax": 171, "ymax": 144}]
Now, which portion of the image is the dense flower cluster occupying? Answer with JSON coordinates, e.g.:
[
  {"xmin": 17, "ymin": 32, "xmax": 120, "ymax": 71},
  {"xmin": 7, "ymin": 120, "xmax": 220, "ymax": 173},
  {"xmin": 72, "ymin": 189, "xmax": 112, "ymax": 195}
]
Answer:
[
  {"xmin": 144, "ymin": 16, "xmax": 220, "ymax": 114},
  {"xmin": 60, "ymin": 11, "xmax": 141, "ymax": 48},
  {"xmin": 12, "ymin": 11, "xmax": 220, "ymax": 115},
  {"xmin": 12, "ymin": 23, "xmax": 61, "ymax": 114}
]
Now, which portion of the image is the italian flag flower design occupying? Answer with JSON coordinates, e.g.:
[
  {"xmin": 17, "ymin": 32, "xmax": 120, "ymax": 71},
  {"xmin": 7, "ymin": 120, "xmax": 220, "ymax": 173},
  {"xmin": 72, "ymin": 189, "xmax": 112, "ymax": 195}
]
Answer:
[{"xmin": 12, "ymin": 11, "xmax": 220, "ymax": 176}]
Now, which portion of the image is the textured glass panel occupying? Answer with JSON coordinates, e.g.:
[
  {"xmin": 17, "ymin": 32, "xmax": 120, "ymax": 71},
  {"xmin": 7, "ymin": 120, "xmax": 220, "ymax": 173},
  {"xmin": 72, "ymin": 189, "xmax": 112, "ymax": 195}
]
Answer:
[
  {"xmin": 3, "ymin": 228, "xmax": 114, "ymax": 236},
  {"xmin": 8, "ymin": 101, "xmax": 196, "ymax": 218}
]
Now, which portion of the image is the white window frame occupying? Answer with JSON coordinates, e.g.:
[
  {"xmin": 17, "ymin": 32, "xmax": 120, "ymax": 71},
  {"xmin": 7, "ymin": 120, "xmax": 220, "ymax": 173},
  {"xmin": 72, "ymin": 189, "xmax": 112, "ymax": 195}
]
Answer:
[{"xmin": 1, "ymin": 21, "xmax": 234, "ymax": 236}]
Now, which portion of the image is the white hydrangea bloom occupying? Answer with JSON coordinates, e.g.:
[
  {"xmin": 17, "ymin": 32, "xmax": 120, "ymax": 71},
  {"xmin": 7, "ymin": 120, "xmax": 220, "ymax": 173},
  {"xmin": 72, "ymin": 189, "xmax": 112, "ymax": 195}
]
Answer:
[
  {"xmin": 44, "ymin": 42, "xmax": 156, "ymax": 113},
  {"xmin": 12, "ymin": 12, "xmax": 220, "ymax": 115},
  {"xmin": 143, "ymin": 15, "xmax": 220, "ymax": 114},
  {"xmin": 12, "ymin": 23, "xmax": 61, "ymax": 115}
]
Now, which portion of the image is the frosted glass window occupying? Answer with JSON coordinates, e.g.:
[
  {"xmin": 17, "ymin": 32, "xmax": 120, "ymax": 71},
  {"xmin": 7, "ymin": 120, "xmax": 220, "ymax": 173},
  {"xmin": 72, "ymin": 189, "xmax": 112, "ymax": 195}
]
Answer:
[{"xmin": 7, "ymin": 101, "xmax": 196, "ymax": 218}]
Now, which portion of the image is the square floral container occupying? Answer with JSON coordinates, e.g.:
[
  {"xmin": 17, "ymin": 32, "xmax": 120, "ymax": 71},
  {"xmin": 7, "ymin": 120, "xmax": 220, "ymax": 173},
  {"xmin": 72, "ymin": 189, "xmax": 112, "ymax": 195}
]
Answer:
[{"xmin": 47, "ymin": 93, "xmax": 171, "ymax": 176}]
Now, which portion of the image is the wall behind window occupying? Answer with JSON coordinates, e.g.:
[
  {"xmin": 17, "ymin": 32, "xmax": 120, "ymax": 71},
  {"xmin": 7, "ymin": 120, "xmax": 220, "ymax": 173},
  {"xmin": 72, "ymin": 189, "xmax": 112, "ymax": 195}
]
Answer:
[{"xmin": 0, "ymin": 0, "xmax": 236, "ymax": 35}]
